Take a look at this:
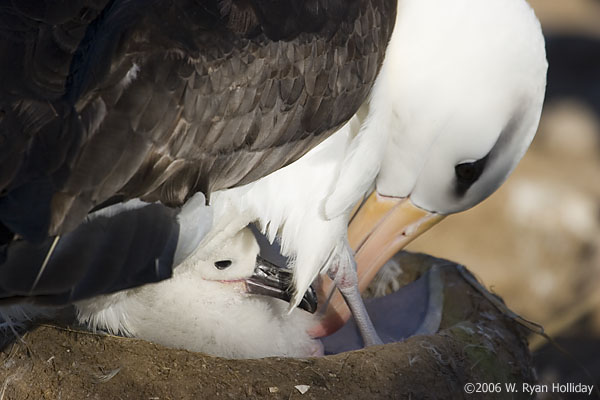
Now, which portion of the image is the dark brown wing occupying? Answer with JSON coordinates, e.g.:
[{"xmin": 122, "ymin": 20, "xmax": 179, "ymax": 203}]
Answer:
[{"xmin": 0, "ymin": 0, "xmax": 397, "ymax": 241}]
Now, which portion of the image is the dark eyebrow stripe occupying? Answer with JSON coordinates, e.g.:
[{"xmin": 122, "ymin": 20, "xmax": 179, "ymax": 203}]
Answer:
[{"xmin": 488, "ymin": 106, "xmax": 526, "ymax": 162}]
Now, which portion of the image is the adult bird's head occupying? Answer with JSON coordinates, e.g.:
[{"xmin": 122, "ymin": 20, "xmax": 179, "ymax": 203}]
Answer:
[{"xmin": 321, "ymin": 0, "xmax": 548, "ymax": 332}]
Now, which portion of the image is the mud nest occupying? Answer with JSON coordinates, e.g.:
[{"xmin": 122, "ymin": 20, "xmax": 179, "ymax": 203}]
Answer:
[{"xmin": 0, "ymin": 253, "xmax": 535, "ymax": 399}]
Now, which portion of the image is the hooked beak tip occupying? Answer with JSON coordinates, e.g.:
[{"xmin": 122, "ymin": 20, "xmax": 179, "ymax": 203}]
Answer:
[{"xmin": 245, "ymin": 256, "xmax": 318, "ymax": 314}]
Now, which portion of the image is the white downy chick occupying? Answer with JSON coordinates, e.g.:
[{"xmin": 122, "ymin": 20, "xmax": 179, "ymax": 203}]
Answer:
[{"xmin": 75, "ymin": 227, "xmax": 322, "ymax": 359}]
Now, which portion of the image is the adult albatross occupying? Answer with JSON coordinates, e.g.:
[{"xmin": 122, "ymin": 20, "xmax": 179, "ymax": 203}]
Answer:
[
  {"xmin": 0, "ymin": 0, "xmax": 396, "ymax": 302},
  {"xmin": 203, "ymin": 0, "xmax": 547, "ymax": 343}
]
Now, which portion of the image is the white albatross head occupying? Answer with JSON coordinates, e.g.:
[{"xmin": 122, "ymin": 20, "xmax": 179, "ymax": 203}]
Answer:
[
  {"xmin": 322, "ymin": 0, "xmax": 548, "ymax": 325},
  {"xmin": 375, "ymin": 0, "xmax": 547, "ymax": 212}
]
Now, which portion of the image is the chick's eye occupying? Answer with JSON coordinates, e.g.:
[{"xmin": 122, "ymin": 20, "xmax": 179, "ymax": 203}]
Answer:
[
  {"xmin": 214, "ymin": 260, "xmax": 232, "ymax": 270},
  {"xmin": 454, "ymin": 155, "xmax": 489, "ymax": 195}
]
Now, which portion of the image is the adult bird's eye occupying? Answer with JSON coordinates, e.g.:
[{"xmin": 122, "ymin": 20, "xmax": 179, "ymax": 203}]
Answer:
[
  {"xmin": 455, "ymin": 162, "xmax": 478, "ymax": 183},
  {"xmin": 454, "ymin": 156, "xmax": 489, "ymax": 196},
  {"xmin": 214, "ymin": 260, "xmax": 232, "ymax": 270}
]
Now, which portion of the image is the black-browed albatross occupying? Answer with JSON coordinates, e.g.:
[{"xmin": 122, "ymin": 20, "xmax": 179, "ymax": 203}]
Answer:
[
  {"xmin": 0, "ymin": 0, "xmax": 547, "ymax": 349},
  {"xmin": 0, "ymin": 0, "xmax": 397, "ymax": 305},
  {"xmin": 201, "ymin": 0, "xmax": 548, "ymax": 342}
]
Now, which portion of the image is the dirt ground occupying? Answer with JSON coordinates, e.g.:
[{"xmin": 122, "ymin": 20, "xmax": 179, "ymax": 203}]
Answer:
[{"xmin": 0, "ymin": 254, "xmax": 535, "ymax": 400}]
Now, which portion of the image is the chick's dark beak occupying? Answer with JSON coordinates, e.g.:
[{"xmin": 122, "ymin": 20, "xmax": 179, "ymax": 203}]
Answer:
[{"xmin": 245, "ymin": 255, "xmax": 317, "ymax": 314}]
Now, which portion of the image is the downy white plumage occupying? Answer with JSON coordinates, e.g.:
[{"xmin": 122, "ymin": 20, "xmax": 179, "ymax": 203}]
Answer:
[{"xmin": 75, "ymin": 227, "xmax": 322, "ymax": 359}]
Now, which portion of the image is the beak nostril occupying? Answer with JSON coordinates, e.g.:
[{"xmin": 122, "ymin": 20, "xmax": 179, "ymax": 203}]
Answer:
[{"xmin": 214, "ymin": 260, "xmax": 232, "ymax": 270}]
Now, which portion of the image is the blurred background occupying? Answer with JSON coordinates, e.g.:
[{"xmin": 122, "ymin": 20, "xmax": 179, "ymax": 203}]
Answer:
[{"xmin": 406, "ymin": 0, "xmax": 600, "ymax": 397}]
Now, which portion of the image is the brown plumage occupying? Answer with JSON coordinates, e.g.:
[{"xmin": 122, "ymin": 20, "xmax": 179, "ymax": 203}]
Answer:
[{"xmin": 0, "ymin": 0, "xmax": 396, "ymax": 241}]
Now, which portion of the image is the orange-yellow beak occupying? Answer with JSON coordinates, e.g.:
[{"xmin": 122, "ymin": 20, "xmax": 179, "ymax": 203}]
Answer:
[{"xmin": 313, "ymin": 192, "xmax": 445, "ymax": 337}]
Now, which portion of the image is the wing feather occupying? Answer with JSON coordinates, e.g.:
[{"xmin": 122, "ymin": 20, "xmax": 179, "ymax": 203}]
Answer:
[{"xmin": 0, "ymin": 0, "xmax": 397, "ymax": 240}]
